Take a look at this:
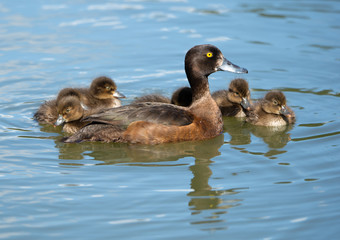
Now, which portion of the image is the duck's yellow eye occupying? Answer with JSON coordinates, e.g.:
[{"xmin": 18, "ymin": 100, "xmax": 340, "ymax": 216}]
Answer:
[{"xmin": 206, "ymin": 52, "xmax": 213, "ymax": 58}]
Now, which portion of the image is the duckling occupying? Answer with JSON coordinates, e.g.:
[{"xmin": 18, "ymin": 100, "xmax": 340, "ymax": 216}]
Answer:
[
  {"xmin": 171, "ymin": 87, "xmax": 192, "ymax": 107},
  {"xmin": 79, "ymin": 76, "xmax": 125, "ymax": 109},
  {"xmin": 64, "ymin": 44, "xmax": 248, "ymax": 144},
  {"xmin": 33, "ymin": 99, "xmax": 58, "ymax": 125},
  {"xmin": 212, "ymin": 78, "xmax": 251, "ymax": 117},
  {"xmin": 246, "ymin": 90, "xmax": 295, "ymax": 126},
  {"xmin": 54, "ymin": 96, "xmax": 92, "ymax": 134},
  {"xmin": 34, "ymin": 76, "xmax": 124, "ymax": 125}
]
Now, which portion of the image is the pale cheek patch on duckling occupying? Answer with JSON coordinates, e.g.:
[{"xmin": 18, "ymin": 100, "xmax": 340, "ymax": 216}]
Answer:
[
  {"xmin": 111, "ymin": 98, "xmax": 122, "ymax": 108},
  {"xmin": 234, "ymin": 110, "xmax": 246, "ymax": 118},
  {"xmin": 80, "ymin": 103, "xmax": 89, "ymax": 111},
  {"xmin": 266, "ymin": 117, "xmax": 289, "ymax": 127}
]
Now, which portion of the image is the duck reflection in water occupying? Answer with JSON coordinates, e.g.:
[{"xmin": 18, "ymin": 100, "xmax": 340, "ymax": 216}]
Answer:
[
  {"xmin": 221, "ymin": 92, "xmax": 295, "ymax": 159},
  {"xmin": 56, "ymin": 131, "xmax": 225, "ymax": 164},
  {"xmin": 187, "ymin": 136, "xmax": 247, "ymax": 230},
  {"xmin": 55, "ymin": 132, "xmax": 246, "ymax": 230}
]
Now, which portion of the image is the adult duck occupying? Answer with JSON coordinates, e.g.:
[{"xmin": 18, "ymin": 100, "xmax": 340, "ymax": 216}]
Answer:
[{"xmin": 64, "ymin": 44, "xmax": 248, "ymax": 144}]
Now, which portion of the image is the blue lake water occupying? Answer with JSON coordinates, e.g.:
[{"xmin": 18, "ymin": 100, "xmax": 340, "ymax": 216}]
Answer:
[{"xmin": 0, "ymin": 0, "xmax": 340, "ymax": 239}]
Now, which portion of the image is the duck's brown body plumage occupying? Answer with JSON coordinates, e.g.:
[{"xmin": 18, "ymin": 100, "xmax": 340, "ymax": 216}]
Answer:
[{"xmin": 64, "ymin": 44, "xmax": 248, "ymax": 144}]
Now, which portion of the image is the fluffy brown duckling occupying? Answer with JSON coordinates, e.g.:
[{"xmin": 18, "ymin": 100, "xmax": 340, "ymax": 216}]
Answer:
[
  {"xmin": 34, "ymin": 76, "xmax": 124, "ymax": 125},
  {"xmin": 64, "ymin": 44, "xmax": 248, "ymax": 144},
  {"xmin": 53, "ymin": 95, "xmax": 94, "ymax": 134},
  {"xmin": 212, "ymin": 78, "xmax": 251, "ymax": 117},
  {"xmin": 170, "ymin": 87, "xmax": 192, "ymax": 107},
  {"xmin": 79, "ymin": 76, "xmax": 125, "ymax": 109},
  {"xmin": 246, "ymin": 90, "xmax": 295, "ymax": 126},
  {"xmin": 34, "ymin": 99, "xmax": 59, "ymax": 125}
]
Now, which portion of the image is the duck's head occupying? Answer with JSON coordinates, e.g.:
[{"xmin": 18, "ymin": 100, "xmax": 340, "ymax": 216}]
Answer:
[
  {"xmin": 90, "ymin": 76, "xmax": 125, "ymax": 100},
  {"xmin": 54, "ymin": 96, "xmax": 85, "ymax": 126},
  {"xmin": 262, "ymin": 91, "xmax": 290, "ymax": 115},
  {"xmin": 185, "ymin": 44, "xmax": 248, "ymax": 78},
  {"xmin": 227, "ymin": 78, "xmax": 251, "ymax": 109}
]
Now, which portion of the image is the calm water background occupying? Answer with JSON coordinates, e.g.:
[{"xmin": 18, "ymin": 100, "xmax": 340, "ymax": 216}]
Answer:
[{"xmin": 0, "ymin": 0, "xmax": 340, "ymax": 239}]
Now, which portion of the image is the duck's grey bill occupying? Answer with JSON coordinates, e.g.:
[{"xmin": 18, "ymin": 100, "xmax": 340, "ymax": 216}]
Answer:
[
  {"xmin": 113, "ymin": 91, "xmax": 125, "ymax": 98},
  {"xmin": 218, "ymin": 57, "xmax": 248, "ymax": 74},
  {"xmin": 55, "ymin": 115, "xmax": 65, "ymax": 126}
]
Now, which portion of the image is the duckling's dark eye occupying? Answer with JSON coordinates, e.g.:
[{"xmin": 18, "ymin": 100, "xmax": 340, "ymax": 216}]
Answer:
[
  {"xmin": 234, "ymin": 92, "xmax": 239, "ymax": 96},
  {"xmin": 66, "ymin": 108, "xmax": 71, "ymax": 113},
  {"xmin": 273, "ymin": 100, "xmax": 278, "ymax": 105},
  {"xmin": 206, "ymin": 52, "xmax": 213, "ymax": 58},
  {"xmin": 106, "ymin": 86, "xmax": 111, "ymax": 90}
]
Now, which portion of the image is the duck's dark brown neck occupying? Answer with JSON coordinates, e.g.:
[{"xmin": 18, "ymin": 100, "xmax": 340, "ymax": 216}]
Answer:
[{"xmin": 185, "ymin": 64, "xmax": 210, "ymax": 102}]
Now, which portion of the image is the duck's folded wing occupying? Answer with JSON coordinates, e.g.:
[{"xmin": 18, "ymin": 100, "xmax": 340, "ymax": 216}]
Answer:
[{"xmin": 83, "ymin": 102, "xmax": 194, "ymax": 127}]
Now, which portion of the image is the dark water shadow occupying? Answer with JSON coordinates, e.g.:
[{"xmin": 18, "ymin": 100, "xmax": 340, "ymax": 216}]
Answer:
[
  {"xmin": 54, "ymin": 133, "xmax": 223, "ymax": 165},
  {"xmin": 52, "ymin": 132, "xmax": 248, "ymax": 231},
  {"xmin": 223, "ymin": 117, "xmax": 292, "ymax": 159}
]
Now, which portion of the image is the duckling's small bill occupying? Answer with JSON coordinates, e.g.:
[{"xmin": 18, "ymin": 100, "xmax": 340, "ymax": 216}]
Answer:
[
  {"xmin": 113, "ymin": 91, "xmax": 125, "ymax": 99},
  {"xmin": 241, "ymin": 97, "xmax": 251, "ymax": 110},
  {"xmin": 54, "ymin": 115, "xmax": 65, "ymax": 126}
]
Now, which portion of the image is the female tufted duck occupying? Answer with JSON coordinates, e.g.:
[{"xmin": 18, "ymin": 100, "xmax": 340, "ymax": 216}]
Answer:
[
  {"xmin": 64, "ymin": 44, "xmax": 248, "ymax": 144},
  {"xmin": 246, "ymin": 90, "xmax": 295, "ymax": 126}
]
